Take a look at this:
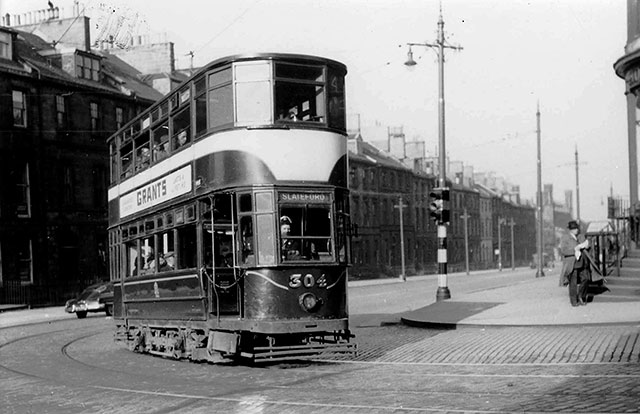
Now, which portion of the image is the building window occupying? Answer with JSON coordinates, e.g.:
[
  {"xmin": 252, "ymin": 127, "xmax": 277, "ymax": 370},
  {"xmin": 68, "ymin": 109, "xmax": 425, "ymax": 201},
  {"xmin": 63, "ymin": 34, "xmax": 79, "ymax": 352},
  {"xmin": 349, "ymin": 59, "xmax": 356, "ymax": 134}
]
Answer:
[
  {"xmin": 115, "ymin": 107, "xmax": 123, "ymax": 130},
  {"xmin": 17, "ymin": 238, "xmax": 33, "ymax": 284},
  {"xmin": 75, "ymin": 53, "xmax": 100, "ymax": 80},
  {"xmin": 16, "ymin": 163, "xmax": 31, "ymax": 217},
  {"xmin": 63, "ymin": 166, "xmax": 75, "ymax": 206},
  {"xmin": 56, "ymin": 95, "xmax": 66, "ymax": 129},
  {"xmin": 90, "ymin": 102, "xmax": 99, "ymax": 132},
  {"xmin": 12, "ymin": 90, "xmax": 26, "ymax": 127},
  {"xmin": 0, "ymin": 31, "xmax": 11, "ymax": 60},
  {"xmin": 92, "ymin": 166, "xmax": 106, "ymax": 208}
]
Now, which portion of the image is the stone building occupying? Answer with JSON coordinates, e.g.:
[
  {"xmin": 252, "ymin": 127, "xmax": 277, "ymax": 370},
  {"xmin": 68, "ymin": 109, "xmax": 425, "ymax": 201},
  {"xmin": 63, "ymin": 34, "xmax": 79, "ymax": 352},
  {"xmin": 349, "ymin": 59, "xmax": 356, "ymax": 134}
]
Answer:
[{"xmin": 0, "ymin": 8, "xmax": 161, "ymax": 304}]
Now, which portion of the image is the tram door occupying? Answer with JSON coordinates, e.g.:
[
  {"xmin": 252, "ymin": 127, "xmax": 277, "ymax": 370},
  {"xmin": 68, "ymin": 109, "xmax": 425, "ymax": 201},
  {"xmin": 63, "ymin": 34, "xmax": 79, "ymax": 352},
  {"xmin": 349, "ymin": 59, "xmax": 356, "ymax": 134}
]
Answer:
[{"xmin": 202, "ymin": 195, "xmax": 240, "ymax": 316}]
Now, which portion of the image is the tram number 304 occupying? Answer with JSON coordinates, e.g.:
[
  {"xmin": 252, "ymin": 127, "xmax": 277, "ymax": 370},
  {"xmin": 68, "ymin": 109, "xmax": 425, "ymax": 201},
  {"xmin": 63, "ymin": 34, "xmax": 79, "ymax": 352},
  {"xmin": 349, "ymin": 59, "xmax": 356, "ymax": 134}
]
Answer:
[{"xmin": 289, "ymin": 274, "xmax": 327, "ymax": 289}]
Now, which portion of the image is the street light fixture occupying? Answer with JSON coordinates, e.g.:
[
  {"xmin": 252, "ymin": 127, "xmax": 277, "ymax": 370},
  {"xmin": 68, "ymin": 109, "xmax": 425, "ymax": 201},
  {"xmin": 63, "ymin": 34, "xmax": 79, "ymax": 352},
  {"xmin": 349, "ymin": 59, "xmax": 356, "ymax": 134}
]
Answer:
[
  {"xmin": 404, "ymin": 8, "xmax": 462, "ymax": 301},
  {"xmin": 404, "ymin": 47, "xmax": 417, "ymax": 67}
]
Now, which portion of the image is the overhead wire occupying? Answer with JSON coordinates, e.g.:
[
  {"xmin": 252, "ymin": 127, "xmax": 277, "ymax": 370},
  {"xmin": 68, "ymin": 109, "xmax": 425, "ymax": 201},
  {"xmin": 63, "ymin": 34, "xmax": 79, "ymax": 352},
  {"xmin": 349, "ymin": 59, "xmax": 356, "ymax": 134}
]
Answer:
[{"xmin": 194, "ymin": 0, "xmax": 262, "ymax": 57}]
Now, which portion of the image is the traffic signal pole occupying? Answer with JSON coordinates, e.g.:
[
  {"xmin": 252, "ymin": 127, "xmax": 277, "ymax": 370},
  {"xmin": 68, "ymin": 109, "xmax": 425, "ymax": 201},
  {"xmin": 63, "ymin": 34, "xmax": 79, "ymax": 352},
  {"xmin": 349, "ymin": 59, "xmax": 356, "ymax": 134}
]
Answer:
[
  {"xmin": 405, "ymin": 7, "xmax": 460, "ymax": 301},
  {"xmin": 435, "ymin": 11, "xmax": 457, "ymax": 301}
]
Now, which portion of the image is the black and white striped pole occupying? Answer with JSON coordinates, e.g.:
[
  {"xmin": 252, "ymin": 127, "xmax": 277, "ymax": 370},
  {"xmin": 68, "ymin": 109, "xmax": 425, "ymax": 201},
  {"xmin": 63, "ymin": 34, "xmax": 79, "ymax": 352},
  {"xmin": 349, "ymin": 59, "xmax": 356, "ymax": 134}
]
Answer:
[{"xmin": 406, "ymin": 8, "xmax": 460, "ymax": 301}]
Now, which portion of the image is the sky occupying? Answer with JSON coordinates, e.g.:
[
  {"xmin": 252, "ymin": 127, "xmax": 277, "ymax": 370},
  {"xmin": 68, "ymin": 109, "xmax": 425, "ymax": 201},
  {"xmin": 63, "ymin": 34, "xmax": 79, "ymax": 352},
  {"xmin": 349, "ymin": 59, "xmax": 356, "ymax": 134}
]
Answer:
[{"xmin": 1, "ymin": 0, "xmax": 629, "ymax": 222}]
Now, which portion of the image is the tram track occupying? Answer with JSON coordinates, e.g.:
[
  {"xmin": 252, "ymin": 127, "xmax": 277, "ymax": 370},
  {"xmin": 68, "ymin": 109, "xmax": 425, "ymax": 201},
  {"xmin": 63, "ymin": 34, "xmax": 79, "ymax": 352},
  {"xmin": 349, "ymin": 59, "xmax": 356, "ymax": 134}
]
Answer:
[{"xmin": 1, "ymin": 320, "xmax": 640, "ymax": 413}]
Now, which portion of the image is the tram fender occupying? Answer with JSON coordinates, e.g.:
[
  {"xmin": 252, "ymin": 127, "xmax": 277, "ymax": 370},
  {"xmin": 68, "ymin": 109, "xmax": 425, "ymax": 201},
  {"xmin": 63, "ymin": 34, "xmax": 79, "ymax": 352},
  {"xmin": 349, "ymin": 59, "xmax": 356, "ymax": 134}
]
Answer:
[{"xmin": 208, "ymin": 331, "xmax": 239, "ymax": 354}]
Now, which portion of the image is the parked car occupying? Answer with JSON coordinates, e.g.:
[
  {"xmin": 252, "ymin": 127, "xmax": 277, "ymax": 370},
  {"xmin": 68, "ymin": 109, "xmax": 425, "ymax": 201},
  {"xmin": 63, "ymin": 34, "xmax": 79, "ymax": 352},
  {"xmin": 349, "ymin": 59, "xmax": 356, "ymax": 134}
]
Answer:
[{"xmin": 65, "ymin": 281, "xmax": 114, "ymax": 319}]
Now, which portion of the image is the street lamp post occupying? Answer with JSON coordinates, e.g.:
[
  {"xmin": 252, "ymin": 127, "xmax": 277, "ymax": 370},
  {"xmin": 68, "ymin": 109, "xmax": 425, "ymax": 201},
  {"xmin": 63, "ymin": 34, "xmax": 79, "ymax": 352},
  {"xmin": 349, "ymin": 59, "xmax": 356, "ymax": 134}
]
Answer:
[
  {"xmin": 394, "ymin": 196, "xmax": 408, "ymax": 281},
  {"xmin": 509, "ymin": 218, "xmax": 515, "ymax": 271},
  {"xmin": 536, "ymin": 104, "xmax": 545, "ymax": 278},
  {"xmin": 461, "ymin": 208, "xmax": 470, "ymax": 275},
  {"xmin": 405, "ymin": 8, "xmax": 462, "ymax": 301},
  {"xmin": 497, "ymin": 217, "xmax": 505, "ymax": 271}
]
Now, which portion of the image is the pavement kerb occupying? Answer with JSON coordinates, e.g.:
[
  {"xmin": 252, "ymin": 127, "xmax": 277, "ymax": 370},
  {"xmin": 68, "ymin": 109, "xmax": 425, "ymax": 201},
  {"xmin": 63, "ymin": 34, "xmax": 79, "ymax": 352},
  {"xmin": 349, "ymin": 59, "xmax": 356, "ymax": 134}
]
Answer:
[
  {"xmin": 399, "ymin": 273, "xmax": 640, "ymax": 329},
  {"xmin": 348, "ymin": 266, "xmax": 532, "ymax": 288}
]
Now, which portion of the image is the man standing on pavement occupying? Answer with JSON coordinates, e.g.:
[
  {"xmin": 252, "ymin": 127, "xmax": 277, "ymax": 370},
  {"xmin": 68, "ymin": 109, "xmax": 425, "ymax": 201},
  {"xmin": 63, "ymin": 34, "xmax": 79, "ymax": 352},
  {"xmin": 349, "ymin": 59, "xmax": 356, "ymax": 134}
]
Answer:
[{"xmin": 559, "ymin": 220, "xmax": 590, "ymax": 306}]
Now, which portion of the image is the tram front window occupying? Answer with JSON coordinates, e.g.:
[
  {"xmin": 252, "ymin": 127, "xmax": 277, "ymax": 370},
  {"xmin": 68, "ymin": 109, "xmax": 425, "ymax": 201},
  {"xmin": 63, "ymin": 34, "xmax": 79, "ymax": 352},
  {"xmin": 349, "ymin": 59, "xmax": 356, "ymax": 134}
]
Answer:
[
  {"xmin": 275, "ymin": 63, "xmax": 325, "ymax": 123},
  {"xmin": 279, "ymin": 206, "xmax": 332, "ymax": 262}
]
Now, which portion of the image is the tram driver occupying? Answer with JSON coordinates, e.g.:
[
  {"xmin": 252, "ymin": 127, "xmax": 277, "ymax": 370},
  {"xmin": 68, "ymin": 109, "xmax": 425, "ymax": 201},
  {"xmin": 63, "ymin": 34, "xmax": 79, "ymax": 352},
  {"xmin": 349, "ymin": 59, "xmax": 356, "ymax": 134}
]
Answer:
[{"xmin": 280, "ymin": 215, "xmax": 301, "ymax": 261}]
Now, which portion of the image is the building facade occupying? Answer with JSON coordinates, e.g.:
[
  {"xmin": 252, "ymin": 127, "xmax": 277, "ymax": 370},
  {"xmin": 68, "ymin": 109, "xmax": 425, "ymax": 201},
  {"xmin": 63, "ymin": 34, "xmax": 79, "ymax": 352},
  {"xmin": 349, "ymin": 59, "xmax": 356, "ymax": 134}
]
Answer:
[
  {"xmin": 614, "ymin": 0, "xmax": 640, "ymax": 240},
  {"xmin": 348, "ymin": 134, "xmax": 537, "ymax": 280},
  {"xmin": 0, "ymin": 9, "xmax": 161, "ymax": 304}
]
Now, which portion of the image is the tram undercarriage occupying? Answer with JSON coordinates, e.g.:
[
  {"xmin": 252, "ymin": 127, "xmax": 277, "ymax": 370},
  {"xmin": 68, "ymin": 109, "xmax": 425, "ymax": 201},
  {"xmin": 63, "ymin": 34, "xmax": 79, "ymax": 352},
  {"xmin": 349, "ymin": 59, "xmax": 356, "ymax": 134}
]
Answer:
[{"xmin": 115, "ymin": 322, "xmax": 356, "ymax": 363}]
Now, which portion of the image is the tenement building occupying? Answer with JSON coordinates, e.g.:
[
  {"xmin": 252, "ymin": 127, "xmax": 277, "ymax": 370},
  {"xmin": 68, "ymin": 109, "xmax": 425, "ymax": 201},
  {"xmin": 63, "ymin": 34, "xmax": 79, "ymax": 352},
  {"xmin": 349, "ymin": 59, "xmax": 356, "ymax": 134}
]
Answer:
[{"xmin": 0, "ymin": 9, "xmax": 161, "ymax": 304}]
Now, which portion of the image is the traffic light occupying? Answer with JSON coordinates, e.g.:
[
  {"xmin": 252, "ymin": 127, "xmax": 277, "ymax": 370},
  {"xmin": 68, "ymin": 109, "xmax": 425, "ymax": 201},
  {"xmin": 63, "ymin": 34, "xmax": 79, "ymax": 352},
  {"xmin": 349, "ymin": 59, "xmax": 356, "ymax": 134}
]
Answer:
[{"xmin": 429, "ymin": 187, "xmax": 450, "ymax": 224}]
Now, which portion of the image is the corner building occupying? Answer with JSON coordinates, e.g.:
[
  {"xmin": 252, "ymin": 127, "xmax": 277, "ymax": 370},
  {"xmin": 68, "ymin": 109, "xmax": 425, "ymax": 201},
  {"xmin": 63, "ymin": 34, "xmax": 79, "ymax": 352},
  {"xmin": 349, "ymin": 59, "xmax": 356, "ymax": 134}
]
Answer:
[
  {"xmin": 0, "ymin": 10, "xmax": 161, "ymax": 305},
  {"xmin": 614, "ymin": 0, "xmax": 640, "ymax": 238}
]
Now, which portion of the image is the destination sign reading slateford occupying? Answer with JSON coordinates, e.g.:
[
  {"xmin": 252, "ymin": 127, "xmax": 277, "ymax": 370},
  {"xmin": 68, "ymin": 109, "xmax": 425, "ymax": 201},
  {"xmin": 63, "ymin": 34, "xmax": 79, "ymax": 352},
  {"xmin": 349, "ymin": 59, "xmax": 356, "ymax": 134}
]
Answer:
[
  {"xmin": 120, "ymin": 165, "xmax": 192, "ymax": 218},
  {"xmin": 279, "ymin": 193, "xmax": 330, "ymax": 203}
]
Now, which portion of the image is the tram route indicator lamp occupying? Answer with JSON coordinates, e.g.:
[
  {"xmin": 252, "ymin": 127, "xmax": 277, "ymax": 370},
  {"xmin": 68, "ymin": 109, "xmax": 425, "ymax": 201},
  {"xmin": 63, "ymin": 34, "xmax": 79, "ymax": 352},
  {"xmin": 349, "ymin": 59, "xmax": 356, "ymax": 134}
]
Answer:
[{"xmin": 429, "ymin": 187, "xmax": 450, "ymax": 224}]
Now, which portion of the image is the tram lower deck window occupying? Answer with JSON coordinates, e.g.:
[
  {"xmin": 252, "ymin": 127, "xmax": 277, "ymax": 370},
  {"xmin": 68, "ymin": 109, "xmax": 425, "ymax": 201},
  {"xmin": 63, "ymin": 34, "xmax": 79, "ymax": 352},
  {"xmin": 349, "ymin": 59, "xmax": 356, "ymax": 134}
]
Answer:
[{"xmin": 279, "ymin": 205, "xmax": 332, "ymax": 262}]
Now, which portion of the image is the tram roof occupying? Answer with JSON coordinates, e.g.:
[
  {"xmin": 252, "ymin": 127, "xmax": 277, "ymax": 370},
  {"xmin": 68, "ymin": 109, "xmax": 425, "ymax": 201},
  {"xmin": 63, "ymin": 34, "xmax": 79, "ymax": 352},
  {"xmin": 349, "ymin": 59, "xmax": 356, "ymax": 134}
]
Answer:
[
  {"xmin": 192, "ymin": 52, "xmax": 348, "ymax": 79},
  {"xmin": 107, "ymin": 52, "xmax": 348, "ymax": 144}
]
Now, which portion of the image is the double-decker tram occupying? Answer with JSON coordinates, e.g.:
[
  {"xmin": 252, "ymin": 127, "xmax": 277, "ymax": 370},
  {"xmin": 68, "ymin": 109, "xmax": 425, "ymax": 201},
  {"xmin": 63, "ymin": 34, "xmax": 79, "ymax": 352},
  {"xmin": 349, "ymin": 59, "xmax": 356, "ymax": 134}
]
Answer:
[{"xmin": 107, "ymin": 53, "xmax": 354, "ymax": 363}]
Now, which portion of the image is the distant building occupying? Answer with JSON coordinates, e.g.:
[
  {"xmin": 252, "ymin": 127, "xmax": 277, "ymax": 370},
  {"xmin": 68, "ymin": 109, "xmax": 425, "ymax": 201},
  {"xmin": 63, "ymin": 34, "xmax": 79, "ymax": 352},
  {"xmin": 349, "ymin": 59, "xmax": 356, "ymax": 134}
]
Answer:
[{"xmin": 348, "ymin": 133, "xmax": 536, "ymax": 279}]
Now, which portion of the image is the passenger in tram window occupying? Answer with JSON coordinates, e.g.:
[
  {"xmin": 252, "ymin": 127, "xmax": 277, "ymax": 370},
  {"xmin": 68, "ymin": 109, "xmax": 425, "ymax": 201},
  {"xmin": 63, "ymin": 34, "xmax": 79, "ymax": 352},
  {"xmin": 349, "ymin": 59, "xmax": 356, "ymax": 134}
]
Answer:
[
  {"xmin": 307, "ymin": 240, "xmax": 319, "ymax": 260},
  {"xmin": 141, "ymin": 246, "xmax": 156, "ymax": 274},
  {"xmin": 217, "ymin": 238, "xmax": 234, "ymax": 267},
  {"xmin": 176, "ymin": 130, "xmax": 189, "ymax": 148},
  {"xmin": 278, "ymin": 109, "xmax": 299, "ymax": 121},
  {"xmin": 280, "ymin": 215, "xmax": 300, "ymax": 261},
  {"xmin": 154, "ymin": 141, "xmax": 169, "ymax": 161},
  {"xmin": 137, "ymin": 146, "xmax": 151, "ymax": 170},
  {"xmin": 158, "ymin": 252, "xmax": 174, "ymax": 272},
  {"xmin": 240, "ymin": 217, "xmax": 254, "ymax": 265}
]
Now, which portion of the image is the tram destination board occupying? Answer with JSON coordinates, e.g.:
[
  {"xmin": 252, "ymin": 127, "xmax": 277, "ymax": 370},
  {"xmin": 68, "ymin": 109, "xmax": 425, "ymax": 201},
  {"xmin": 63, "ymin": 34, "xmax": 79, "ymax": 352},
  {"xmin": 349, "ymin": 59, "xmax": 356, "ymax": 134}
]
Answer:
[{"xmin": 279, "ymin": 192, "xmax": 331, "ymax": 203}]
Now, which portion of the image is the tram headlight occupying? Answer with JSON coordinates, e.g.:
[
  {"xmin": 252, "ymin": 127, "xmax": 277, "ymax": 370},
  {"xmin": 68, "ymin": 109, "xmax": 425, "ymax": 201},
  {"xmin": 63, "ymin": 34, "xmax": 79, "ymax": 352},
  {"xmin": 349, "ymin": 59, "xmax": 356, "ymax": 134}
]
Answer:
[{"xmin": 298, "ymin": 293, "xmax": 322, "ymax": 312}]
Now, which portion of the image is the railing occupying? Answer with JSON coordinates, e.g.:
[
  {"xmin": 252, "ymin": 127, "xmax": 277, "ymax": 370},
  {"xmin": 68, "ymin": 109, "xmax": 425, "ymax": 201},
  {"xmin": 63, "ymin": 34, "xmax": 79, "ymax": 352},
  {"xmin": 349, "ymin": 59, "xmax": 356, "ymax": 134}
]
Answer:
[
  {"xmin": 586, "ymin": 232, "xmax": 622, "ymax": 277},
  {"xmin": 0, "ymin": 280, "xmax": 96, "ymax": 307}
]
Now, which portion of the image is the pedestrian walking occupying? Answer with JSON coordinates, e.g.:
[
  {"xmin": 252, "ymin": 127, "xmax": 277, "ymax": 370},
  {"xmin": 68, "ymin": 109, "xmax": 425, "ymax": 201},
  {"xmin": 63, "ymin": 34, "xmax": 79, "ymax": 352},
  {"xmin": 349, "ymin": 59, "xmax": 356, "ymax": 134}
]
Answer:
[{"xmin": 559, "ymin": 220, "xmax": 590, "ymax": 306}]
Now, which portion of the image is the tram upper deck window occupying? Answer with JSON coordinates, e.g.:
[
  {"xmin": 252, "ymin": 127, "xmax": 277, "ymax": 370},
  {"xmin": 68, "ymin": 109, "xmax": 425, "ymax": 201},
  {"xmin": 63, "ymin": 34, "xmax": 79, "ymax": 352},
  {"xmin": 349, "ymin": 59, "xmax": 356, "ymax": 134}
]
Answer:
[
  {"xmin": 134, "ymin": 131, "xmax": 151, "ymax": 171},
  {"xmin": 152, "ymin": 122, "xmax": 169, "ymax": 162},
  {"xmin": 327, "ymin": 67, "xmax": 346, "ymax": 130},
  {"xmin": 172, "ymin": 107, "xmax": 191, "ymax": 150},
  {"xmin": 109, "ymin": 141, "xmax": 118, "ymax": 184},
  {"xmin": 208, "ymin": 66, "xmax": 233, "ymax": 129},
  {"xmin": 235, "ymin": 62, "xmax": 272, "ymax": 126},
  {"xmin": 275, "ymin": 63, "xmax": 325, "ymax": 124},
  {"xmin": 120, "ymin": 141, "xmax": 133, "ymax": 179}
]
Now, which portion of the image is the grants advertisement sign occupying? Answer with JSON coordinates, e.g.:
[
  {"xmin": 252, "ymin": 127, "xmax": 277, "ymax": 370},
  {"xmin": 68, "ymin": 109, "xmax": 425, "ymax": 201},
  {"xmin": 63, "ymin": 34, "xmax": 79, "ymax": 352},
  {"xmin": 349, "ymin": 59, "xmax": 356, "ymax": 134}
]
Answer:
[{"xmin": 120, "ymin": 165, "xmax": 192, "ymax": 218}]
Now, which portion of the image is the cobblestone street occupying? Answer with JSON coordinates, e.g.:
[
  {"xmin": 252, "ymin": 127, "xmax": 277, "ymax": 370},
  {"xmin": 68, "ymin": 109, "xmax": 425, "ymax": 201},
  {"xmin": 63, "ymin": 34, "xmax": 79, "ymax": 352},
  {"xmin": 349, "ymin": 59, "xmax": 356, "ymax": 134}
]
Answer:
[{"xmin": 343, "ymin": 325, "xmax": 640, "ymax": 364}]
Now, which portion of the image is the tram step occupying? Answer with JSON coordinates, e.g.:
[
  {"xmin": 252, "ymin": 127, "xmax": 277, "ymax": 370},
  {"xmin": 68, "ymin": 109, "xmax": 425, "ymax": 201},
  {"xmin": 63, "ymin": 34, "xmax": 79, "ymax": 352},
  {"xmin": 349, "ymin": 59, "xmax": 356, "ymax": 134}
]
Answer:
[
  {"xmin": 604, "ymin": 276, "xmax": 640, "ymax": 286},
  {"xmin": 591, "ymin": 293, "xmax": 640, "ymax": 302},
  {"xmin": 619, "ymin": 267, "xmax": 640, "ymax": 277},
  {"xmin": 597, "ymin": 284, "xmax": 640, "ymax": 298},
  {"xmin": 626, "ymin": 248, "xmax": 640, "ymax": 259},
  {"xmin": 622, "ymin": 257, "xmax": 640, "ymax": 268}
]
